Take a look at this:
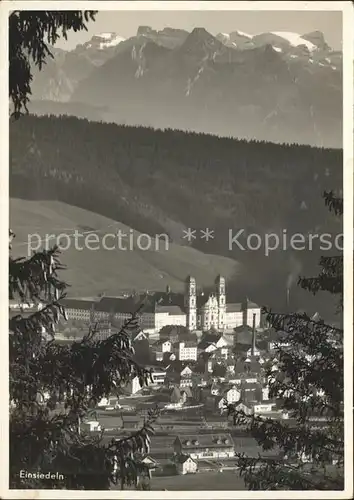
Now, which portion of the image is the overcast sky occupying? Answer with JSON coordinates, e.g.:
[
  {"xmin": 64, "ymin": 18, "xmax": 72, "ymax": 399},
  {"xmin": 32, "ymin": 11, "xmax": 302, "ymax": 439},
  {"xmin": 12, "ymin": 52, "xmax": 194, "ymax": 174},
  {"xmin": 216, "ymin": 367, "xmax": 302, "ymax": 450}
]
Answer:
[{"xmin": 54, "ymin": 10, "xmax": 342, "ymax": 51}]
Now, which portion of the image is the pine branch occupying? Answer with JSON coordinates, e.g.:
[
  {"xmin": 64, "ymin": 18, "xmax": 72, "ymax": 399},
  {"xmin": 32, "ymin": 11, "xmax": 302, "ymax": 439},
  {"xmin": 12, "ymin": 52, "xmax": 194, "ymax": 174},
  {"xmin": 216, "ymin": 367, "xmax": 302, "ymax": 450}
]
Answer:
[{"xmin": 9, "ymin": 11, "xmax": 97, "ymax": 117}]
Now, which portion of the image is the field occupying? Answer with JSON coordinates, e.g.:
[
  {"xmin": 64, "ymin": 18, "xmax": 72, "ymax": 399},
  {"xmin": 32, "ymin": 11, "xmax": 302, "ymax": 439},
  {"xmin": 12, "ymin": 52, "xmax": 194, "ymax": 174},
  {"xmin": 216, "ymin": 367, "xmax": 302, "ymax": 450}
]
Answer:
[
  {"xmin": 10, "ymin": 198, "xmax": 242, "ymax": 296},
  {"xmin": 150, "ymin": 471, "xmax": 246, "ymax": 491}
]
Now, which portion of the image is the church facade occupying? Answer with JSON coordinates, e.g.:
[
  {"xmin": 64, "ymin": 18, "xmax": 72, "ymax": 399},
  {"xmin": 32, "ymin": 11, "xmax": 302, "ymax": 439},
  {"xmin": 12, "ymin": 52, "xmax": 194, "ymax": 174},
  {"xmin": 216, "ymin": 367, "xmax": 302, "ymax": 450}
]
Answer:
[{"xmin": 184, "ymin": 275, "xmax": 261, "ymax": 332}]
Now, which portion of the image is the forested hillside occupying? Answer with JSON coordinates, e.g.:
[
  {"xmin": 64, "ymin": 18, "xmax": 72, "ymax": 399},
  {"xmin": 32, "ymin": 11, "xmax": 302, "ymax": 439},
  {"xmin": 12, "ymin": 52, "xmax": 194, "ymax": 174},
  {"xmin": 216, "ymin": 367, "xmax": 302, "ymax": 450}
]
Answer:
[{"xmin": 10, "ymin": 114, "xmax": 342, "ymax": 313}]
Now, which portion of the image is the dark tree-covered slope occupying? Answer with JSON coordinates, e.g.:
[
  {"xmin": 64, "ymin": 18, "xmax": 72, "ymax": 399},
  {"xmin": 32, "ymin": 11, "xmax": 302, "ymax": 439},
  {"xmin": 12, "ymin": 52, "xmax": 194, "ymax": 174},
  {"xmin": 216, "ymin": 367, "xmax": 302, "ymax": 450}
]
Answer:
[{"xmin": 10, "ymin": 114, "xmax": 342, "ymax": 312}]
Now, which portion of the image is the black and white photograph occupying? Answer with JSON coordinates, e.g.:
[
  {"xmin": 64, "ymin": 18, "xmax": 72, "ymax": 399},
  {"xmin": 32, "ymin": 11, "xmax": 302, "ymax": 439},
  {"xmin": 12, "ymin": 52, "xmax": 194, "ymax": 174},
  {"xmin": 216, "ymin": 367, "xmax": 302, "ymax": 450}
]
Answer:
[{"xmin": 2, "ymin": 0, "xmax": 353, "ymax": 497}]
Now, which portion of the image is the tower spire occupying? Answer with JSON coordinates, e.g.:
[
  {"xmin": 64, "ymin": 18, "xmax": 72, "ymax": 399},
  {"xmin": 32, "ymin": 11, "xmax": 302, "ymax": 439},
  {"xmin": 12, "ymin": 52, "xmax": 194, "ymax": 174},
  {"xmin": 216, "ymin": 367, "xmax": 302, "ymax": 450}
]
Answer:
[
  {"xmin": 251, "ymin": 313, "xmax": 256, "ymax": 356},
  {"xmin": 215, "ymin": 275, "xmax": 226, "ymax": 331},
  {"xmin": 185, "ymin": 276, "xmax": 197, "ymax": 331}
]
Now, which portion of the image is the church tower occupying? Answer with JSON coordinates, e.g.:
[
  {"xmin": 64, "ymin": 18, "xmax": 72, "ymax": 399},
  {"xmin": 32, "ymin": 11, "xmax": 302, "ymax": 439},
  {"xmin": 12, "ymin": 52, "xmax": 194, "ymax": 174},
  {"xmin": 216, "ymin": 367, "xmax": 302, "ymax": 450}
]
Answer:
[
  {"xmin": 185, "ymin": 276, "xmax": 197, "ymax": 331},
  {"xmin": 216, "ymin": 275, "xmax": 226, "ymax": 331}
]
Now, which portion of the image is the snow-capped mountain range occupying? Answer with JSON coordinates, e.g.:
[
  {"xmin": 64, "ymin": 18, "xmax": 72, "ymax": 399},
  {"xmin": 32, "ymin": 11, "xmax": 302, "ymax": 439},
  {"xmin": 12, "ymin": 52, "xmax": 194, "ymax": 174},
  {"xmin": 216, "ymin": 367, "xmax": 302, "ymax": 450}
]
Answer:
[
  {"xmin": 28, "ymin": 26, "xmax": 342, "ymax": 147},
  {"xmin": 84, "ymin": 32, "xmax": 126, "ymax": 50},
  {"xmin": 216, "ymin": 29, "xmax": 328, "ymax": 52}
]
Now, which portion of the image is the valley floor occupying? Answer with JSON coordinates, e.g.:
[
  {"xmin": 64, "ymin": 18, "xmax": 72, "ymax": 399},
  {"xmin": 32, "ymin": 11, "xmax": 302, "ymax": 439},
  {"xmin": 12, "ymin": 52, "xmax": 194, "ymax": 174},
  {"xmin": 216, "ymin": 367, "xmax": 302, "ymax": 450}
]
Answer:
[{"xmin": 142, "ymin": 471, "xmax": 246, "ymax": 491}]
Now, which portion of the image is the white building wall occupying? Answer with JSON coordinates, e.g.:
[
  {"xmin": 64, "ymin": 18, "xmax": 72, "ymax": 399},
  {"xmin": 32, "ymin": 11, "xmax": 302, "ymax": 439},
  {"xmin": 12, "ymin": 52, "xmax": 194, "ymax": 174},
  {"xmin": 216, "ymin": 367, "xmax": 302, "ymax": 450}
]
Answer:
[
  {"xmin": 185, "ymin": 277, "xmax": 197, "ymax": 330},
  {"xmin": 182, "ymin": 459, "xmax": 197, "ymax": 474},
  {"xmin": 262, "ymin": 387, "xmax": 269, "ymax": 401},
  {"xmin": 201, "ymin": 296, "xmax": 219, "ymax": 331},
  {"xmin": 151, "ymin": 371, "xmax": 166, "ymax": 385},
  {"xmin": 162, "ymin": 341, "xmax": 172, "ymax": 352},
  {"xmin": 246, "ymin": 308, "xmax": 261, "ymax": 328},
  {"xmin": 155, "ymin": 313, "xmax": 169, "ymax": 331},
  {"xmin": 66, "ymin": 308, "xmax": 91, "ymax": 321},
  {"xmin": 225, "ymin": 311, "xmax": 243, "ymax": 329},
  {"xmin": 226, "ymin": 388, "xmax": 241, "ymax": 404},
  {"xmin": 128, "ymin": 376, "xmax": 143, "ymax": 395},
  {"xmin": 179, "ymin": 343, "xmax": 198, "ymax": 361},
  {"xmin": 168, "ymin": 314, "xmax": 187, "ymax": 327},
  {"xmin": 190, "ymin": 449, "xmax": 235, "ymax": 460},
  {"xmin": 180, "ymin": 378, "xmax": 193, "ymax": 388},
  {"xmin": 253, "ymin": 403, "xmax": 274, "ymax": 414},
  {"xmin": 155, "ymin": 313, "xmax": 187, "ymax": 331},
  {"xmin": 141, "ymin": 313, "xmax": 155, "ymax": 329}
]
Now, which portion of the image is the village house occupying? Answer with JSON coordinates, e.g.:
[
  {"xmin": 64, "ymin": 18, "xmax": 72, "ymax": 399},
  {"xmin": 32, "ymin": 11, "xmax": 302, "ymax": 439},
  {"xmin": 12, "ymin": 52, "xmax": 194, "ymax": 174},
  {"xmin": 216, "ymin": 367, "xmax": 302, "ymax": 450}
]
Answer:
[
  {"xmin": 132, "ymin": 330, "xmax": 149, "ymax": 342},
  {"xmin": 173, "ymin": 433, "xmax": 235, "ymax": 460},
  {"xmin": 141, "ymin": 456, "xmax": 158, "ymax": 475},
  {"xmin": 81, "ymin": 420, "xmax": 101, "ymax": 433},
  {"xmin": 159, "ymin": 339, "xmax": 172, "ymax": 352},
  {"xmin": 175, "ymin": 455, "xmax": 198, "ymax": 475},
  {"xmin": 151, "ymin": 367, "xmax": 166, "ymax": 386},
  {"xmin": 124, "ymin": 375, "xmax": 143, "ymax": 395},
  {"xmin": 169, "ymin": 386, "xmax": 191, "ymax": 406},
  {"xmin": 164, "ymin": 362, "xmax": 194, "ymax": 388},
  {"xmin": 224, "ymin": 385, "xmax": 242, "ymax": 404},
  {"xmin": 178, "ymin": 341, "xmax": 198, "ymax": 361},
  {"xmin": 227, "ymin": 372, "xmax": 259, "ymax": 385},
  {"xmin": 217, "ymin": 397, "xmax": 228, "ymax": 413},
  {"xmin": 234, "ymin": 401, "xmax": 276, "ymax": 416},
  {"xmin": 97, "ymin": 395, "xmax": 119, "ymax": 409},
  {"xmin": 179, "ymin": 365, "xmax": 194, "ymax": 388},
  {"xmin": 198, "ymin": 333, "xmax": 230, "ymax": 354},
  {"xmin": 125, "ymin": 366, "xmax": 166, "ymax": 394},
  {"xmin": 153, "ymin": 339, "xmax": 173, "ymax": 361}
]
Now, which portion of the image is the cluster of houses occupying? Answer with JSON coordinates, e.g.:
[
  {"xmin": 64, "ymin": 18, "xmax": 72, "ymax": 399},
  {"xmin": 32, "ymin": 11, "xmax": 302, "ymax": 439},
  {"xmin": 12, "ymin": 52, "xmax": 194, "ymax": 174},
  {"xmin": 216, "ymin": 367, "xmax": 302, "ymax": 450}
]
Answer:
[
  {"xmin": 109, "ymin": 433, "xmax": 238, "ymax": 476},
  {"xmin": 11, "ymin": 290, "xmax": 334, "ymax": 480},
  {"xmin": 121, "ymin": 315, "xmax": 286, "ymax": 420}
]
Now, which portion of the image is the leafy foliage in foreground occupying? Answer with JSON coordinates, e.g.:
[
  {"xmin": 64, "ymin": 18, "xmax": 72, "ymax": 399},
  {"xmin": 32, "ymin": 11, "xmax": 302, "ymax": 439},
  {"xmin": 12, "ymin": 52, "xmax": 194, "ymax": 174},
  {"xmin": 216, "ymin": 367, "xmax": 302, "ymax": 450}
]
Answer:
[
  {"xmin": 9, "ymin": 239, "xmax": 157, "ymax": 490},
  {"xmin": 9, "ymin": 10, "xmax": 158, "ymax": 490},
  {"xmin": 9, "ymin": 10, "xmax": 97, "ymax": 117},
  {"xmin": 228, "ymin": 192, "xmax": 344, "ymax": 490}
]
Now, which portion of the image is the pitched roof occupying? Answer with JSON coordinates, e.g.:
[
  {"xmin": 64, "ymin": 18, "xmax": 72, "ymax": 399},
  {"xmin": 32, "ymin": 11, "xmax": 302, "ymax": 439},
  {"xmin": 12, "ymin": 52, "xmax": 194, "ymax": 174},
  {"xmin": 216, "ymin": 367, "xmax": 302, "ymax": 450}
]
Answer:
[
  {"xmin": 198, "ymin": 333, "xmax": 224, "ymax": 350},
  {"xmin": 132, "ymin": 330, "xmax": 147, "ymax": 341},
  {"xmin": 154, "ymin": 338, "xmax": 171, "ymax": 347},
  {"xmin": 176, "ymin": 433, "xmax": 234, "ymax": 449},
  {"xmin": 226, "ymin": 303, "xmax": 243, "ymax": 313},
  {"xmin": 180, "ymin": 340, "xmax": 197, "ymax": 348},
  {"xmin": 155, "ymin": 305, "xmax": 185, "ymax": 316},
  {"xmin": 61, "ymin": 298, "xmax": 97, "ymax": 310},
  {"xmin": 176, "ymin": 454, "xmax": 196, "ymax": 464},
  {"xmin": 150, "ymin": 291, "xmax": 185, "ymax": 309},
  {"xmin": 141, "ymin": 456, "xmax": 158, "ymax": 466},
  {"xmin": 242, "ymin": 382, "xmax": 261, "ymax": 391},
  {"xmin": 97, "ymin": 296, "xmax": 137, "ymax": 314},
  {"xmin": 224, "ymin": 385, "xmax": 241, "ymax": 394},
  {"xmin": 180, "ymin": 365, "xmax": 193, "ymax": 376}
]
